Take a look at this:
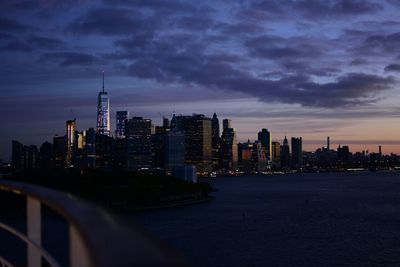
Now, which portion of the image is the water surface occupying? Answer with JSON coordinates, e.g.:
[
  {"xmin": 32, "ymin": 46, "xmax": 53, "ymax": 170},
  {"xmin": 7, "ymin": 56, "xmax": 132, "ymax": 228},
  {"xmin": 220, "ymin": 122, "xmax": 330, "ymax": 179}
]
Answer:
[{"xmin": 128, "ymin": 172, "xmax": 400, "ymax": 267}]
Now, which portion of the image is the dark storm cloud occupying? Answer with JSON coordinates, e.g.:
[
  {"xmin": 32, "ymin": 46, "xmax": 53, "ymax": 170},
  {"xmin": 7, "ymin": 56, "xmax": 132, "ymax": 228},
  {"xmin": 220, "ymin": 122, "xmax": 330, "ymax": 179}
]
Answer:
[
  {"xmin": 39, "ymin": 52, "xmax": 96, "ymax": 67},
  {"xmin": 218, "ymin": 73, "xmax": 394, "ymax": 108},
  {"xmin": 176, "ymin": 16, "xmax": 215, "ymax": 31},
  {"xmin": 240, "ymin": 0, "xmax": 383, "ymax": 21},
  {"xmin": 350, "ymin": 58, "xmax": 368, "ymax": 66},
  {"xmin": 293, "ymin": 0, "xmax": 383, "ymax": 18},
  {"xmin": 214, "ymin": 22, "xmax": 265, "ymax": 35},
  {"xmin": 0, "ymin": 41, "xmax": 32, "ymax": 52},
  {"xmin": 114, "ymin": 32, "xmax": 154, "ymax": 51},
  {"xmin": 0, "ymin": 0, "xmax": 89, "ymax": 11},
  {"xmin": 67, "ymin": 8, "xmax": 144, "ymax": 36},
  {"xmin": 123, "ymin": 31, "xmax": 394, "ymax": 108},
  {"xmin": 0, "ymin": 35, "xmax": 64, "ymax": 53},
  {"xmin": 384, "ymin": 64, "xmax": 400, "ymax": 72},
  {"xmin": 102, "ymin": 0, "xmax": 197, "ymax": 12},
  {"xmin": 1, "ymin": 0, "xmax": 396, "ymax": 110},
  {"xmin": 245, "ymin": 35, "xmax": 323, "ymax": 59},
  {"xmin": 27, "ymin": 35, "xmax": 65, "ymax": 49},
  {"xmin": 360, "ymin": 32, "xmax": 400, "ymax": 54},
  {"xmin": 0, "ymin": 17, "xmax": 31, "ymax": 32}
]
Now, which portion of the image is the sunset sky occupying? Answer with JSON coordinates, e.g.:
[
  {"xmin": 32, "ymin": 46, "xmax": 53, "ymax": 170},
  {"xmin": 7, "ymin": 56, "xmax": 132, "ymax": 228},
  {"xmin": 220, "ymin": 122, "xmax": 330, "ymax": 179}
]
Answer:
[{"xmin": 2, "ymin": 0, "xmax": 400, "ymax": 160}]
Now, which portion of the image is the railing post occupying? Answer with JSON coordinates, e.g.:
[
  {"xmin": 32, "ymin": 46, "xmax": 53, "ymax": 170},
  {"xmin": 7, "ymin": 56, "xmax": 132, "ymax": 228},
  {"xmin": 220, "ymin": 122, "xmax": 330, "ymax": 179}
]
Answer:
[
  {"xmin": 69, "ymin": 224, "xmax": 91, "ymax": 267},
  {"xmin": 27, "ymin": 196, "xmax": 41, "ymax": 267}
]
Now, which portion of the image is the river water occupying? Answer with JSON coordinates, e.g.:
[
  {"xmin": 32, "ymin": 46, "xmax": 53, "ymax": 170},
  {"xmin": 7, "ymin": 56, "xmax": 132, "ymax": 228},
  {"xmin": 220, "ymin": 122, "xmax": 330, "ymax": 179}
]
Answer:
[{"xmin": 128, "ymin": 171, "xmax": 400, "ymax": 267}]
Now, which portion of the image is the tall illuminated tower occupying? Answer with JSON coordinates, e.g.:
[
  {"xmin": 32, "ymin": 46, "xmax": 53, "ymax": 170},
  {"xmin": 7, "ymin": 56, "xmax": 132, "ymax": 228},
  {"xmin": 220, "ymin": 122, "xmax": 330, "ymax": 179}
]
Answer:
[
  {"xmin": 97, "ymin": 72, "xmax": 110, "ymax": 136},
  {"xmin": 66, "ymin": 119, "xmax": 76, "ymax": 168}
]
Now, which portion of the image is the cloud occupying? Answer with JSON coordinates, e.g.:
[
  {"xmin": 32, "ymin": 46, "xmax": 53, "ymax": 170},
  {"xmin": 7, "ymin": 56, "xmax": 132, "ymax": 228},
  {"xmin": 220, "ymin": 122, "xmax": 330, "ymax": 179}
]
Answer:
[
  {"xmin": 39, "ymin": 52, "xmax": 96, "ymax": 66},
  {"xmin": 27, "ymin": 35, "xmax": 65, "ymax": 49},
  {"xmin": 360, "ymin": 32, "xmax": 400, "ymax": 54},
  {"xmin": 0, "ymin": 41, "xmax": 33, "ymax": 52},
  {"xmin": 245, "ymin": 34, "xmax": 323, "ymax": 59},
  {"xmin": 67, "ymin": 8, "xmax": 144, "ymax": 36},
  {"xmin": 102, "ymin": 0, "xmax": 198, "ymax": 13},
  {"xmin": 239, "ymin": 0, "xmax": 383, "ymax": 21},
  {"xmin": 384, "ymin": 64, "xmax": 400, "ymax": 72},
  {"xmin": 122, "ymin": 32, "xmax": 394, "ymax": 108},
  {"xmin": 176, "ymin": 16, "xmax": 214, "ymax": 31},
  {"xmin": 0, "ymin": 17, "xmax": 32, "ymax": 32},
  {"xmin": 293, "ymin": 0, "xmax": 383, "ymax": 18},
  {"xmin": 214, "ymin": 22, "xmax": 265, "ymax": 35}
]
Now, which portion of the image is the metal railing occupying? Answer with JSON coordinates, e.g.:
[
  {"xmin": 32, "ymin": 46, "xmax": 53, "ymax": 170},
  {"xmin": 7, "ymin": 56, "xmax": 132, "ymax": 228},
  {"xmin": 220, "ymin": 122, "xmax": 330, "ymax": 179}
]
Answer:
[{"xmin": 0, "ymin": 180, "xmax": 188, "ymax": 267}]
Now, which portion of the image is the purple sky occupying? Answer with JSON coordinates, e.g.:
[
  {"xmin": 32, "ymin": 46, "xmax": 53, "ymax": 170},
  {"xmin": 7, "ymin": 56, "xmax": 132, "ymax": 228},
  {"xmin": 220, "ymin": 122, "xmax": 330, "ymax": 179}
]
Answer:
[{"xmin": 2, "ymin": 0, "xmax": 400, "ymax": 161}]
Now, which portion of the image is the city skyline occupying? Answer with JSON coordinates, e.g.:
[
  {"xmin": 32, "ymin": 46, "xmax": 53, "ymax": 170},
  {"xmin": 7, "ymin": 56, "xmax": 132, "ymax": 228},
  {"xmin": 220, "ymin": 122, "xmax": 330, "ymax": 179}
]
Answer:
[{"xmin": 2, "ymin": 0, "xmax": 400, "ymax": 160}]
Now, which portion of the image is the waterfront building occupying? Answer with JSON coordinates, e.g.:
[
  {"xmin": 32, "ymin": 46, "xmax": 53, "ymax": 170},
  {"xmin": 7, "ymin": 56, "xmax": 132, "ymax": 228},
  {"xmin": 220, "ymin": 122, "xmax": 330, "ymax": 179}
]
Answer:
[
  {"xmin": 164, "ymin": 128, "xmax": 185, "ymax": 169},
  {"xmin": 337, "ymin": 145, "xmax": 350, "ymax": 166},
  {"xmin": 252, "ymin": 141, "xmax": 268, "ymax": 172},
  {"xmin": 238, "ymin": 140, "xmax": 254, "ymax": 173},
  {"xmin": 272, "ymin": 141, "xmax": 281, "ymax": 167},
  {"xmin": 280, "ymin": 136, "xmax": 290, "ymax": 169},
  {"xmin": 291, "ymin": 137, "xmax": 303, "ymax": 168},
  {"xmin": 152, "ymin": 125, "xmax": 170, "ymax": 168},
  {"xmin": 211, "ymin": 113, "xmax": 221, "ymax": 171},
  {"xmin": 126, "ymin": 117, "xmax": 153, "ymax": 170},
  {"xmin": 220, "ymin": 124, "xmax": 238, "ymax": 171},
  {"xmin": 258, "ymin": 128, "xmax": 272, "ymax": 162},
  {"xmin": 172, "ymin": 165, "xmax": 197, "ymax": 183},
  {"xmin": 174, "ymin": 114, "xmax": 212, "ymax": 173}
]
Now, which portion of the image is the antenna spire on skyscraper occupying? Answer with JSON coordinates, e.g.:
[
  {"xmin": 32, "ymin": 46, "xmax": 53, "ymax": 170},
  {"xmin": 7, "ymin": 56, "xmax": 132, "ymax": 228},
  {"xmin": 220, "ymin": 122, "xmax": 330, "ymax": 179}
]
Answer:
[{"xmin": 102, "ymin": 70, "xmax": 105, "ymax": 93}]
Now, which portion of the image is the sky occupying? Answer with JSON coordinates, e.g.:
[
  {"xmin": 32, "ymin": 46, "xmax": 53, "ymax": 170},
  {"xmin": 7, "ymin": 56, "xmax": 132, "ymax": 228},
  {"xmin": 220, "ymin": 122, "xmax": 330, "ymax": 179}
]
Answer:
[{"xmin": 2, "ymin": 0, "xmax": 400, "ymax": 161}]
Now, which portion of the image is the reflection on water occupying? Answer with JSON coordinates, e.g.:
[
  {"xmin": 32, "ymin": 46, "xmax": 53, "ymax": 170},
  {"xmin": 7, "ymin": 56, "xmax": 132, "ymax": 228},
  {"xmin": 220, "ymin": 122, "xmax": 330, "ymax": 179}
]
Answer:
[{"xmin": 128, "ymin": 172, "xmax": 400, "ymax": 267}]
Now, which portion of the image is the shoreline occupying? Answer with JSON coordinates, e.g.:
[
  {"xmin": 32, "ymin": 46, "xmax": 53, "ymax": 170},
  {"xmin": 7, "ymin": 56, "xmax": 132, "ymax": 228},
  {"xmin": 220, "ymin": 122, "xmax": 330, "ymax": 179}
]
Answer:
[{"xmin": 111, "ymin": 196, "xmax": 215, "ymax": 213}]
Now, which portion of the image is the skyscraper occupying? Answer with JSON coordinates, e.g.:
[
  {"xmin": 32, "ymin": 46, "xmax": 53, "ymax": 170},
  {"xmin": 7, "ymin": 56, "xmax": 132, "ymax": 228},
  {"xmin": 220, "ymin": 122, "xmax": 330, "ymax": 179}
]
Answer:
[
  {"xmin": 327, "ymin": 136, "xmax": 330, "ymax": 151},
  {"xmin": 280, "ymin": 136, "xmax": 290, "ymax": 169},
  {"xmin": 291, "ymin": 137, "xmax": 303, "ymax": 168},
  {"xmin": 211, "ymin": 113, "xmax": 221, "ymax": 171},
  {"xmin": 53, "ymin": 135, "xmax": 65, "ymax": 169},
  {"xmin": 39, "ymin": 141, "xmax": 53, "ymax": 169},
  {"xmin": 222, "ymin": 119, "xmax": 231, "ymax": 131},
  {"xmin": 252, "ymin": 141, "xmax": 267, "ymax": 172},
  {"xmin": 220, "ymin": 122, "xmax": 238, "ymax": 171},
  {"xmin": 258, "ymin": 128, "xmax": 272, "ymax": 161},
  {"xmin": 66, "ymin": 119, "xmax": 76, "ymax": 168},
  {"xmin": 11, "ymin": 140, "xmax": 24, "ymax": 170},
  {"xmin": 126, "ymin": 117, "xmax": 153, "ymax": 170},
  {"xmin": 97, "ymin": 72, "xmax": 110, "ymax": 136},
  {"xmin": 175, "ymin": 114, "xmax": 212, "ymax": 173},
  {"xmin": 272, "ymin": 141, "xmax": 281, "ymax": 167},
  {"xmin": 85, "ymin": 128, "xmax": 96, "ymax": 169},
  {"xmin": 238, "ymin": 141, "xmax": 253, "ymax": 173},
  {"xmin": 211, "ymin": 113, "xmax": 220, "ymax": 146},
  {"xmin": 116, "ymin": 111, "xmax": 129, "ymax": 139},
  {"xmin": 164, "ymin": 128, "xmax": 185, "ymax": 169}
]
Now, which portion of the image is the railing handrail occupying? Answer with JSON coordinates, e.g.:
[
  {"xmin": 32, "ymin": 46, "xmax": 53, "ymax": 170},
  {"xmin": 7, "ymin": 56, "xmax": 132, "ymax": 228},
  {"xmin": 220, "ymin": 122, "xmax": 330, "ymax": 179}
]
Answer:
[
  {"xmin": 0, "ymin": 179, "xmax": 188, "ymax": 267},
  {"xmin": 0, "ymin": 222, "xmax": 61, "ymax": 267}
]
